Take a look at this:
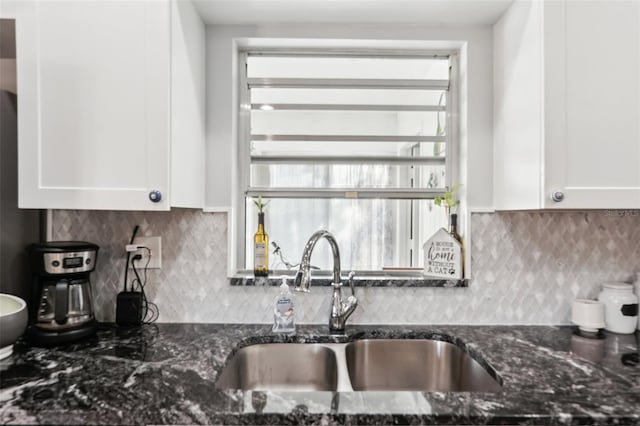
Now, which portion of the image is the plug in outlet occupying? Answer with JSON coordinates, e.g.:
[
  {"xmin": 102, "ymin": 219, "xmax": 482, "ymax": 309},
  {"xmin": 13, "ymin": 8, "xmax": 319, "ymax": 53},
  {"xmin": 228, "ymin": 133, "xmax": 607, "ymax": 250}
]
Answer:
[{"xmin": 130, "ymin": 236, "xmax": 162, "ymax": 269}]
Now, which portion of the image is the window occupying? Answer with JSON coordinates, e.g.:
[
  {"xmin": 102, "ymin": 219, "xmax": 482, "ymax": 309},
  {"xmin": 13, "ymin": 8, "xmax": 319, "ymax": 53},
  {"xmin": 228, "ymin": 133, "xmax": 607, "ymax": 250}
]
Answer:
[{"xmin": 238, "ymin": 49, "xmax": 458, "ymax": 273}]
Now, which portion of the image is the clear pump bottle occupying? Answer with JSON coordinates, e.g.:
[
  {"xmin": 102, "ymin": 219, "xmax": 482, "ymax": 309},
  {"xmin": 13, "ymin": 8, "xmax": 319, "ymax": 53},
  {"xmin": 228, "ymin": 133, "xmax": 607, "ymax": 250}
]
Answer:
[{"xmin": 272, "ymin": 277, "xmax": 295, "ymax": 334}]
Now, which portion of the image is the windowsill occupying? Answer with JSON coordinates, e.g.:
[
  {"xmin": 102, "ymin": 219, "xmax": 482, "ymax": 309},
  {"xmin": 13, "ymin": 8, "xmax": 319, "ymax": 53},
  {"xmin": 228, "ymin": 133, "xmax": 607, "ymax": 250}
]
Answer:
[{"xmin": 229, "ymin": 271, "xmax": 467, "ymax": 288}]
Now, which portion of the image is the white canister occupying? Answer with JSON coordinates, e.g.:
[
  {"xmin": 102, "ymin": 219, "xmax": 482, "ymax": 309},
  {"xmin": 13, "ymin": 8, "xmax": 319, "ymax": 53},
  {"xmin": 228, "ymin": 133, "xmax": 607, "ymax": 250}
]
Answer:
[
  {"xmin": 598, "ymin": 282, "xmax": 638, "ymax": 334},
  {"xmin": 570, "ymin": 299, "xmax": 605, "ymax": 333}
]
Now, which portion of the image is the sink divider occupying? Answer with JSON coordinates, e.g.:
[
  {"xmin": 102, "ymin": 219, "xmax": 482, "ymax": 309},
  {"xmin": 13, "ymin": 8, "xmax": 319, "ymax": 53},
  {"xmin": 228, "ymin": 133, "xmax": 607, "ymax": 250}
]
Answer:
[{"xmin": 321, "ymin": 343, "xmax": 355, "ymax": 392}]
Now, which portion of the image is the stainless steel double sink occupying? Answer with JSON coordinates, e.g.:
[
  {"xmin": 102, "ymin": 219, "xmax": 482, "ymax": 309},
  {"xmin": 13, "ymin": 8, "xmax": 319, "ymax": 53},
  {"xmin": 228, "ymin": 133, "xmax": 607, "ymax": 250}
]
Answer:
[{"xmin": 216, "ymin": 339, "xmax": 502, "ymax": 392}]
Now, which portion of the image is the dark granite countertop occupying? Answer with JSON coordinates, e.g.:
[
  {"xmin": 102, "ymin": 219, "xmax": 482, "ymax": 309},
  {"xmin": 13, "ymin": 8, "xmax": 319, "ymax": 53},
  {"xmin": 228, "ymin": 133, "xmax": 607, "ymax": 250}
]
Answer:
[
  {"xmin": 0, "ymin": 324, "xmax": 639, "ymax": 425},
  {"xmin": 230, "ymin": 274, "xmax": 468, "ymax": 288}
]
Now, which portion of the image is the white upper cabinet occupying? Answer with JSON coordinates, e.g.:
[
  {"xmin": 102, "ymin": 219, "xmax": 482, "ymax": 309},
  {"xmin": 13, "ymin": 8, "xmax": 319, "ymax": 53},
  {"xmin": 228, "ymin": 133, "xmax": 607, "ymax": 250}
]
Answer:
[
  {"xmin": 16, "ymin": 0, "xmax": 204, "ymax": 210},
  {"xmin": 494, "ymin": 0, "xmax": 640, "ymax": 210}
]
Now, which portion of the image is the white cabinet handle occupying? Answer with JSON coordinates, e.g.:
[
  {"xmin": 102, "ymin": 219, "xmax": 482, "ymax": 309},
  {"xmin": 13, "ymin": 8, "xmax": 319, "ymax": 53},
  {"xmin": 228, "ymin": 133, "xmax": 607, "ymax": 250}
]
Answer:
[{"xmin": 551, "ymin": 191, "xmax": 564, "ymax": 202}]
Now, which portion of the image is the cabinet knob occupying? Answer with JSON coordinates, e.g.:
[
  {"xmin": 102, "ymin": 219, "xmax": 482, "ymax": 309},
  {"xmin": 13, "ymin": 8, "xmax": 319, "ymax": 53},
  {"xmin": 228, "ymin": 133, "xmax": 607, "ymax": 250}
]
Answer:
[
  {"xmin": 149, "ymin": 190, "xmax": 162, "ymax": 203},
  {"xmin": 551, "ymin": 191, "xmax": 564, "ymax": 202}
]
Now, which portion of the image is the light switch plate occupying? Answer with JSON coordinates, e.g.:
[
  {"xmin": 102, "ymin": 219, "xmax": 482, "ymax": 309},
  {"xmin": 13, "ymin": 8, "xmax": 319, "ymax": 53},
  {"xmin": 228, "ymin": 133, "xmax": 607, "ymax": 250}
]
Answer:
[{"xmin": 130, "ymin": 236, "xmax": 162, "ymax": 269}]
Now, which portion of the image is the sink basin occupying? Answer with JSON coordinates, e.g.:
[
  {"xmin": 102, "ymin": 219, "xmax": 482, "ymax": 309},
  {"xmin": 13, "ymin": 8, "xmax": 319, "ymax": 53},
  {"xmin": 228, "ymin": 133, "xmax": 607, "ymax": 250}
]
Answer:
[
  {"xmin": 216, "ymin": 338, "xmax": 501, "ymax": 393},
  {"xmin": 215, "ymin": 343, "xmax": 339, "ymax": 391},
  {"xmin": 345, "ymin": 339, "xmax": 501, "ymax": 392}
]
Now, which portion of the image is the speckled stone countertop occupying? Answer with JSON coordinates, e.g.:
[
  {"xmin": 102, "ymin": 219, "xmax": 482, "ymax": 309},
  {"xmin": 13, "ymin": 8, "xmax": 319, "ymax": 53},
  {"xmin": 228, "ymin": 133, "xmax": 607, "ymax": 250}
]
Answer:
[
  {"xmin": 1, "ymin": 324, "xmax": 639, "ymax": 425},
  {"xmin": 230, "ymin": 275, "xmax": 468, "ymax": 287}
]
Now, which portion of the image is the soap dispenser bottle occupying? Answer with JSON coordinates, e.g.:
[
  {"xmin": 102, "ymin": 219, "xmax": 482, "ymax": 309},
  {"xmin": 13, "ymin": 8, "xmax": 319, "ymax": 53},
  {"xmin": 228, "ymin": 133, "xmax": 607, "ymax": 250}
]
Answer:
[{"xmin": 273, "ymin": 277, "xmax": 295, "ymax": 334}]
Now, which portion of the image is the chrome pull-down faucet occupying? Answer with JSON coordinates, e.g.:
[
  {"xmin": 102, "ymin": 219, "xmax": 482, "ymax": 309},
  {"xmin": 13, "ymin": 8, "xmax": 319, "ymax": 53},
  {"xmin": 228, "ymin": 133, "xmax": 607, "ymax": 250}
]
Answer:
[{"xmin": 293, "ymin": 230, "xmax": 357, "ymax": 333}]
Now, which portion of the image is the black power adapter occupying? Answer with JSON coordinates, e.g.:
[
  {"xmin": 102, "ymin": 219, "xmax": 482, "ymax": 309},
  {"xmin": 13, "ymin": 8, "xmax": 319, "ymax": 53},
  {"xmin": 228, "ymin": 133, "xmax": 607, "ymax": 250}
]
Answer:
[
  {"xmin": 117, "ymin": 225, "xmax": 159, "ymax": 326},
  {"xmin": 116, "ymin": 291, "xmax": 143, "ymax": 326}
]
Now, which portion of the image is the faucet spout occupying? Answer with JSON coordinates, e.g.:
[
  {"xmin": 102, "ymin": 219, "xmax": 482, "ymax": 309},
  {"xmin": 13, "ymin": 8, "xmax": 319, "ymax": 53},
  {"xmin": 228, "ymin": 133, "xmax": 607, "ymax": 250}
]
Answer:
[
  {"xmin": 294, "ymin": 230, "xmax": 341, "ymax": 291},
  {"xmin": 294, "ymin": 230, "xmax": 358, "ymax": 334}
]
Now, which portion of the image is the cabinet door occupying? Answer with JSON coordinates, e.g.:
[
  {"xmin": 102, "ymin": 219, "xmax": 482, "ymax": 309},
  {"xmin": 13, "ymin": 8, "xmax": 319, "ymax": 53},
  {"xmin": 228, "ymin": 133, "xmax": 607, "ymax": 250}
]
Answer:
[
  {"xmin": 17, "ymin": 1, "xmax": 170, "ymax": 210},
  {"xmin": 545, "ymin": 0, "xmax": 640, "ymax": 209}
]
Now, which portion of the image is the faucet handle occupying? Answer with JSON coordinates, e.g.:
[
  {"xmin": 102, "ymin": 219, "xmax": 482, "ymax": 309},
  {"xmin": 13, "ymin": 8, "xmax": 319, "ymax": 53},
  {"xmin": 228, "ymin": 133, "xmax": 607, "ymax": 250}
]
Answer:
[
  {"xmin": 346, "ymin": 271, "xmax": 356, "ymax": 297},
  {"xmin": 341, "ymin": 291, "xmax": 358, "ymax": 320}
]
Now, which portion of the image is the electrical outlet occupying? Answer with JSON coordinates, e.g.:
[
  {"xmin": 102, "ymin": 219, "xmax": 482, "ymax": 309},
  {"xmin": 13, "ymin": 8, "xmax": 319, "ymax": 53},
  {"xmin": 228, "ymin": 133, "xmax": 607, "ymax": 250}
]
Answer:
[{"xmin": 130, "ymin": 236, "xmax": 162, "ymax": 269}]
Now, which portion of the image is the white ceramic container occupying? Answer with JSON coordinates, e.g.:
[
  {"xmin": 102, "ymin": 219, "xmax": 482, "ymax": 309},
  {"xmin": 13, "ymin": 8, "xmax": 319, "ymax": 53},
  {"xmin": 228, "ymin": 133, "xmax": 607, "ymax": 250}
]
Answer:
[
  {"xmin": 0, "ymin": 294, "xmax": 28, "ymax": 360},
  {"xmin": 570, "ymin": 299, "xmax": 605, "ymax": 333},
  {"xmin": 597, "ymin": 282, "xmax": 638, "ymax": 334}
]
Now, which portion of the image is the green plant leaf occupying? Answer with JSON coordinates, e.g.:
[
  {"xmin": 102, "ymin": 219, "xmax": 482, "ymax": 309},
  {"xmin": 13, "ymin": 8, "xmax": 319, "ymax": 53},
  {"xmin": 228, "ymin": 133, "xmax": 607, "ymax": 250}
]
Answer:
[
  {"xmin": 434, "ymin": 184, "xmax": 463, "ymax": 210},
  {"xmin": 253, "ymin": 195, "xmax": 270, "ymax": 213},
  {"xmin": 450, "ymin": 183, "xmax": 462, "ymax": 194}
]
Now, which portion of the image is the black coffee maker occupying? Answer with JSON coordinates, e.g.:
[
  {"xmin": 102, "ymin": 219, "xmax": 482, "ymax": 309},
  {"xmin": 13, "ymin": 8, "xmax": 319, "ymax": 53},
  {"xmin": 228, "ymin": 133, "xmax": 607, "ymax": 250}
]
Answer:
[{"xmin": 27, "ymin": 241, "xmax": 99, "ymax": 345}]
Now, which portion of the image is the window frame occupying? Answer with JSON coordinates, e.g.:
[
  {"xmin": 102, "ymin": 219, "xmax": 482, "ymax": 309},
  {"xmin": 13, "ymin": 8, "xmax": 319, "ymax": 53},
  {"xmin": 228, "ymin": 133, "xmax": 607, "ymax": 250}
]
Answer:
[{"xmin": 234, "ymin": 47, "xmax": 460, "ymax": 275}]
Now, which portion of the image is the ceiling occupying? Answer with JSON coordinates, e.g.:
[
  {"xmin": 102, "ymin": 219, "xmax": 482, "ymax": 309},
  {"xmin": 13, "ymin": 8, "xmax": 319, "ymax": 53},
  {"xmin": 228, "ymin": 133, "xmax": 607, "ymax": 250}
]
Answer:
[{"xmin": 192, "ymin": 0, "xmax": 514, "ymax": 26}]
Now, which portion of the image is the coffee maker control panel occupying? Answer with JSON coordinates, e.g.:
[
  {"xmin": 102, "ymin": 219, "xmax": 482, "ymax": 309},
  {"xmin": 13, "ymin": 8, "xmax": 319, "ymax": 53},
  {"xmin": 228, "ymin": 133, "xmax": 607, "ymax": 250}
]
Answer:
[{"xmin": 44, "ymin": 251, "xmax": 97, "ymax": 274}]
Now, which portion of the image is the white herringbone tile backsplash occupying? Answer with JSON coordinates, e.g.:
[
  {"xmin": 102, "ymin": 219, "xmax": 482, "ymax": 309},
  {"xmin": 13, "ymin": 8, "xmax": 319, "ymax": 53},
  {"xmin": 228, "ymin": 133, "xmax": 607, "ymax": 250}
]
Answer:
[{"xmin": 52, "ymin": 209, "xmax": 640, "ymax": 325}]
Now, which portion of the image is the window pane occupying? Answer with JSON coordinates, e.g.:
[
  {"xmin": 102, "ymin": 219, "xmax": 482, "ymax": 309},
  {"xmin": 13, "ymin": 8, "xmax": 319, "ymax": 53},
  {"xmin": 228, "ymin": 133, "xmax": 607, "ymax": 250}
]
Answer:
[
  {"xmin": 251, "ymin": 140, "xmax": 444, "ymax": 157},
  {"xmin": 247, "ymin": 56, "xmax": 449, "ymax": 80},
  {"xmin": 251, "ymin": 110, "xmax": 444, "ymax": 137},
  {"xmin": 251, "ymin": 88, "xmax": 447, "ymax": 107},
  {"xmin": 245, "ymin": 198, "xmax": 448, "ymax": 271},
  {"xmin": 251, "ymin": 140, "xmax": 436, "ymax": 157},
  {"xmin": 250, "ymin": 163, "xmax": 446, "ymax": 190}
]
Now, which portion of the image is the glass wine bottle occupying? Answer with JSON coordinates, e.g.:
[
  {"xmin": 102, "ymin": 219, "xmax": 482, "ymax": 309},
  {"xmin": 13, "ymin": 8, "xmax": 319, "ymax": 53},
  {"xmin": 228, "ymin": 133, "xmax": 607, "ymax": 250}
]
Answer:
[
  {"xmin": 449, "ymin": 213, "xmax": 464, "ymax": 279},
  {"xmin": 254, "ymin": 212, "xmax": 269, "ymax": 277},
  {"xmin": 449, "ymin": 213, "xmax": 462, "ymax": 241}
]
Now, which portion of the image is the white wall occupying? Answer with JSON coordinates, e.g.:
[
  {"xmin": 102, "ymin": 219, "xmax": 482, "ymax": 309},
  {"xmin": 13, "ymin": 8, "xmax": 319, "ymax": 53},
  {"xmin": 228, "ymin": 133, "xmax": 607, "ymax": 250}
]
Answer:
[
  {"xmin": 205, "ymin": 23, "xmax": 494, "ymax": 210},
  {"xmin": 0, "ymin": 1, "xmax": 18, "ymax": 19}
]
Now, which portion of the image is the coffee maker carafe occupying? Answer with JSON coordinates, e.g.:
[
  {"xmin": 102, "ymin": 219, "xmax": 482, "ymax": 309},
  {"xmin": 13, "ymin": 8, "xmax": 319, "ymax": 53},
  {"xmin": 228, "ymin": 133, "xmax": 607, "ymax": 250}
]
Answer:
[{"xmin": 27, "ymin": 241, "xmax": 99, "ymax": 345}]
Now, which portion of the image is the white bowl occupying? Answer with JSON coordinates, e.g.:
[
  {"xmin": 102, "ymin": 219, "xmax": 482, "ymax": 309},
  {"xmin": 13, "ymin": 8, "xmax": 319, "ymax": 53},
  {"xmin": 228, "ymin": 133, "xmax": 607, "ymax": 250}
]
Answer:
[
  {"xmin": 571, "ymin": 299, "xmax": 605, "ymax": 333},
  {"xmin": 0, "ymin": 293, "xmax": 28, "ymax": 360}
]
